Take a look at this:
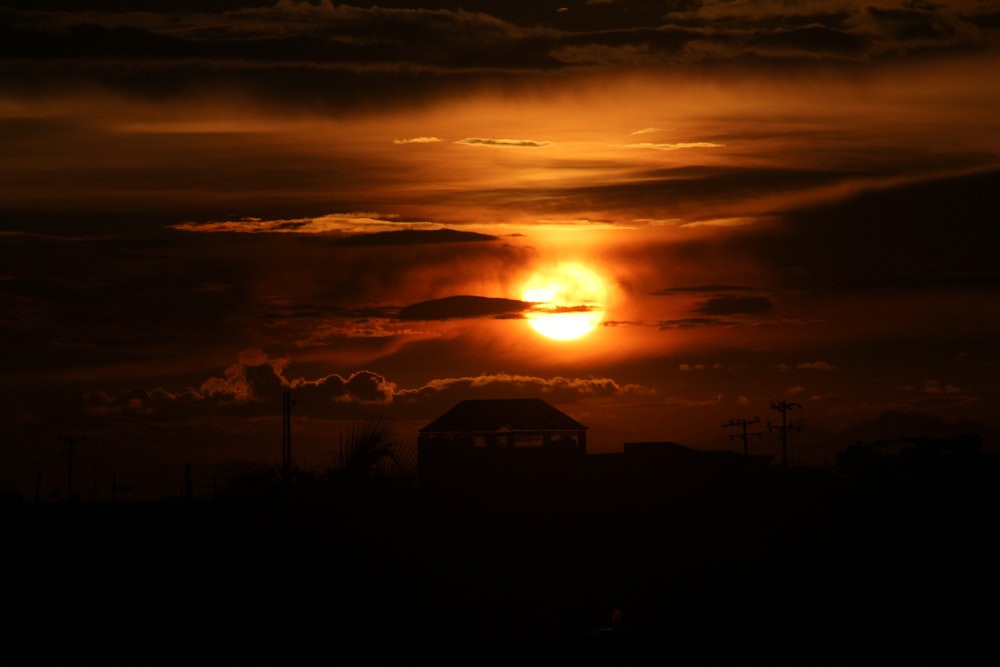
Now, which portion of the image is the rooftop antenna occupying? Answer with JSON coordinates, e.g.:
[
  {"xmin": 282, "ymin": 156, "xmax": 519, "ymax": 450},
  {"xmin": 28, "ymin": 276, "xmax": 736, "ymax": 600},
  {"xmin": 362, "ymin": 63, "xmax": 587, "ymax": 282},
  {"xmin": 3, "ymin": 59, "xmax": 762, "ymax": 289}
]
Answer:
[
  {"xmin": 57, "ymin": 434, "xmax": 91, "ymax": 503},
  {"xmin": 282, "ymin": 391, "xmax": 295, "ymax": 474}
]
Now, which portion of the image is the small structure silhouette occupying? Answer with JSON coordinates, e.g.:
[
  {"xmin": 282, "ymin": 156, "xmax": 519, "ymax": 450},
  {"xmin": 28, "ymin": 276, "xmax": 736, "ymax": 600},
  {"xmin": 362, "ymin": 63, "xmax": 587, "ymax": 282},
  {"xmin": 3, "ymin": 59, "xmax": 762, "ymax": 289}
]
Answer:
[{"xmin": 417, "ymin": 398, "xmax": 587, "ymax": 485}]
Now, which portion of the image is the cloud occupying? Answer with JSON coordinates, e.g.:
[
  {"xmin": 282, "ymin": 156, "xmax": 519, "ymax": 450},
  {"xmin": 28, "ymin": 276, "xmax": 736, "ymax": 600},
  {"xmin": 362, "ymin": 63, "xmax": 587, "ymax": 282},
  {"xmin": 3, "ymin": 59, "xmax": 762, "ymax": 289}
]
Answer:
[
  {"xmin": 293, "ymin": 370, "xmax": 397, "ymax": 406},
  {"xmin": 169, "ymin": 212, "xmax": 406, "ymax": 235},
  {"xmin": 628, "ymin": 127, "xmax": 670, "ymax": 136},
  {"xmin": 2, "ymin": 0, "xmax": 996, "ymax": 117},
  {"xmin": 745, "ymin": 23, "xmax": 869, "ymax": 58},
  {"xmin": 622, "ymin": 142, "xmax": 726, "ymax": 151},
  {"xmin": 657, "ymin": 317, "xmax": 739, "ymax": 330},
  {"xmin": 393, "ymin": 136, "xmax": 444, "ymax": 144},
  {"xmin": 657, "ymin": 395, "xmax": 725, "ymax": 408},
  {"xmin": 923, "ymin": 379, "xmax": 962, "ymax": 395},
  {"xmin": 169, "ymin": 215, "xmax": 493, "ymax": 243},
  {"xmin": 678, "ymin": 362, "xmax": 744, "ymax": 371},
  {"xmin": 396, "ymin": 295, "xmax": 530, "ymax": 321},
  {"xmin": 455, "ymin": 138, "xmax": 553, "ymax": 148},
  {"xmin": 331, "ymin": 229, "xmax": 499, "ymax": 247},
  {"xmin": 407, "ymin": 372, "xmax": 654, "ymax": 402},
  {"xmin": 750, "ymin": 167, "xmax": 1000, "ymax": 295},
  {"xmin": 84, "ymin": 349, "xmax": 399, "ymax": 419},
  {"xmin": 777, "ymin": 361, "xmax": 838, "ymax": 372},
  {"xmin": 678, "ymin": 217, "xmax": 757, "ymax": 229},
  {"xmin": 80, "ymin": 350, "xmax": 655, "ymax": 424},
  {"xmin": 692, "ymin": 296, "xmax": 773, "ymax": 316}
]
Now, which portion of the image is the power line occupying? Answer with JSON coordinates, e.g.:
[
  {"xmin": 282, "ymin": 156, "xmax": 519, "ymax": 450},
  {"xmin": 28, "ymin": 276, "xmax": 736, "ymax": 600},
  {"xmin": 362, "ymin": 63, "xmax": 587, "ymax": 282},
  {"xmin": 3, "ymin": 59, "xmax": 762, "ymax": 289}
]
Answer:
[
  {"xmin": 722, "ymin": 417, "xmax": 763, "ymax": 456},
  {"xmin": 767, "ymin": 400, "xmax": 802, "ymax": 467}
]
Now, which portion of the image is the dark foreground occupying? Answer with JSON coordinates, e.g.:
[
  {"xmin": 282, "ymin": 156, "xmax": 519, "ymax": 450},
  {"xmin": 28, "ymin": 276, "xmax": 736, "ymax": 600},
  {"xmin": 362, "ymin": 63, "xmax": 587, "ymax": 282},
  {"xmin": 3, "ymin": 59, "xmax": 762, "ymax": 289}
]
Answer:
[{"xmin": 6, "ymin": 464, "xmax": 1000, "ymax": 666}]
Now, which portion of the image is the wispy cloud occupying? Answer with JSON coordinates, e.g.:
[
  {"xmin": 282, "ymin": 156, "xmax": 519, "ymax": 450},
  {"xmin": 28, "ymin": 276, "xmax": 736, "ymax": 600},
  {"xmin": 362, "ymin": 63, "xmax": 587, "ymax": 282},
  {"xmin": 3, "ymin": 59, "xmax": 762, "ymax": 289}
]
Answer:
[
  {"xmin": 332, "ymin": 229, "xmax": 499, "ymax": 247},
  {"xmin": 393, "ymin": 136, "xmax": 444, "ymax": 144},
  {"xmin": 658, "ymin": 317, "xmax": 740, "ymax": 329},
  {"xmin": 777, "ymin": 361, "xmax": 838, "ymax": 372},
  {"xmin": 628, "ymin": 127, "xmax": 671, "ymax": 136},
  {"xmin": 455, "ymin": 137, "xmax": 553, "ymax": 148},
  {"xmin": 678, "ymin": 217, "xmax": 757, "ymax": 229},
  {"xmin": 622, "ymin": 142, "xmax": 726, "ymax": 151},
  {"xmin": 169, "ymin": 213, "xmax": 430, "ymax": 235},
  {"xmin": 408, "ymin": 372, "xmax": 653, "ymax": 400}
]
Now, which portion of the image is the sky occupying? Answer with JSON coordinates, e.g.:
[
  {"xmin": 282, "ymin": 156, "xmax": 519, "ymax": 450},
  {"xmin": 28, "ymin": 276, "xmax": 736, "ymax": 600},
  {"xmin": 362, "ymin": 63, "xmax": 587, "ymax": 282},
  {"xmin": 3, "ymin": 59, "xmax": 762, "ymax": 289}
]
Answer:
[{"xmin": 2, "ymin": 0, "xmax": 1000, "ymax": 498}]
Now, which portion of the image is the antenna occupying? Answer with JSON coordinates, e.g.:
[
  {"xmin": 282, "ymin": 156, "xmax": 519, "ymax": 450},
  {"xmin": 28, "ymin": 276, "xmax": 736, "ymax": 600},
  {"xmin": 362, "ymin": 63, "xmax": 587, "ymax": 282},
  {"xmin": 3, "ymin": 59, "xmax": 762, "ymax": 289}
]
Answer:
[
  {"xmin": 281, "ymin": 391, "xmax": 295, "ymax": 474},
  {"xmin": 57, "ymin": 433, "xmax": 91, "ymax": 503},
  {"xmin": 767, "ymin": 400, "xmax": 802, "ymax": 467},
  {"xmin": 722, "ymin": 417, "xmax": 763, "ymax": 457}
]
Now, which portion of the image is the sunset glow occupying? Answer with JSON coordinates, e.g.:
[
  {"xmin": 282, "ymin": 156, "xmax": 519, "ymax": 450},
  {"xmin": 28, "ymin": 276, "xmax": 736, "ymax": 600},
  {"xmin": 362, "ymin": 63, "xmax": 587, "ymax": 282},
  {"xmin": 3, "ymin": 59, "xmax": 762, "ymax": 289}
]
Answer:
[
  {"xmin": 0, "ymin": 1, "xmax": 998, "ymax": 501},
  {"xmin": 522, "ymin": 263, "xmax": 608, "ymax": 341},
  {"xmin": 5, "ymin": 3, "xmax": 1000, "ymax": 662}
]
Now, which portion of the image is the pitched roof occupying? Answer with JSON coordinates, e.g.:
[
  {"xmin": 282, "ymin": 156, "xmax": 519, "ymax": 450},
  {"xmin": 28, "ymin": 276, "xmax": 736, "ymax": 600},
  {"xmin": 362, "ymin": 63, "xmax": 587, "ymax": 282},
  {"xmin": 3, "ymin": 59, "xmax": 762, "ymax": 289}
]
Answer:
[{"xmin": 420, "ymin": 398, "xmax": 587, "ymax": 433}]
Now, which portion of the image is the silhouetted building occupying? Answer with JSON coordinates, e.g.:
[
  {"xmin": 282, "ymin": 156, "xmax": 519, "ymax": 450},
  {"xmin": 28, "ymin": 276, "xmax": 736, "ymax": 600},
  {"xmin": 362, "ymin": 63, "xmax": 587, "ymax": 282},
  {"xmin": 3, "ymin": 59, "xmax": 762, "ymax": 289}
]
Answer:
[{"xmin": 417, "ymin": 398, "xmax": 587, "ymax": 485}]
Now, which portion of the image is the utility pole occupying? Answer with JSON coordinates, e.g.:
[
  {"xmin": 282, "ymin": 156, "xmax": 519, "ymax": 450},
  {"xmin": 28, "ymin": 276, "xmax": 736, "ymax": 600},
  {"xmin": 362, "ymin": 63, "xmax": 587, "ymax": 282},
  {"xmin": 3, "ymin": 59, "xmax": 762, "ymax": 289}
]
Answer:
[
  {"xmin": 58, "ymin": 434, "xmax": 91, "ymax": 503},
  {"xmin": 768, "ymin": 400, "xmax": 802, "ymax": 467},
  {"xmin": 723, "ymin": 417, "xmax": 763, "ymax": 456},
  {"xmin": 281, "ymin": 391, "xmax": 295, "ymax": 474}
]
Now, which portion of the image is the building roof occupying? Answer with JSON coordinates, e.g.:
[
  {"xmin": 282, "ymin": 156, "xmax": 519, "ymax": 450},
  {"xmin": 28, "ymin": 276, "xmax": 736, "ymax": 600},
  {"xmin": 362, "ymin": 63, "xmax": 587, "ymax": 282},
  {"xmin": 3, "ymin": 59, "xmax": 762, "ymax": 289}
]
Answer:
[{"xmin": 419, "ymin": 398, "xmax": 587, "ymax": 434}]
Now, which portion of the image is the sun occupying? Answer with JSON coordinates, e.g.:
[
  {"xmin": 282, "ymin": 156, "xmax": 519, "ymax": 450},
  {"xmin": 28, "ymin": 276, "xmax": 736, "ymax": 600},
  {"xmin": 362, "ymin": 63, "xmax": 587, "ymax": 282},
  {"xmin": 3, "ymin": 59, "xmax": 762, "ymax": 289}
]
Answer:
[{"xmin": 521, "ymin": 263, "xmax": 608, "ymax": 340}]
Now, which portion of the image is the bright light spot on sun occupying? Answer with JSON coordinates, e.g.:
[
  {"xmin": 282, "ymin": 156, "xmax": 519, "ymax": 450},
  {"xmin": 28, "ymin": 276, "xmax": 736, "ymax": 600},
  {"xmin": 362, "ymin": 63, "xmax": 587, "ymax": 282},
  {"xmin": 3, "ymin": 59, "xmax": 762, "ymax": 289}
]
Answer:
[{"xmin": 522, "ymin": 263, "xmax": 607, "ymax": 340}]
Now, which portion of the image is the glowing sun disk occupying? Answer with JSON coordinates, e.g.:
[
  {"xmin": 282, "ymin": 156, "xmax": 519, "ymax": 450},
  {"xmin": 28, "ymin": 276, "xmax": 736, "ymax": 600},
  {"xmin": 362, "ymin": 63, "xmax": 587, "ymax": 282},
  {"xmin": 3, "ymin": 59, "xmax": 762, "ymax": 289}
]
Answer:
[{"xmin": 522, "ymin": 263, "xmax": 607, "ymax": 340}]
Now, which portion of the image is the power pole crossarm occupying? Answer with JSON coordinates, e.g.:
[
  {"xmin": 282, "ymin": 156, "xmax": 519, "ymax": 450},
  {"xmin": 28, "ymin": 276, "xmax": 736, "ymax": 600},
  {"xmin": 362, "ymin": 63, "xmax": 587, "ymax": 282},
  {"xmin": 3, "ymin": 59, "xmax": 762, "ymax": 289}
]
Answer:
[
  {"xmin": 767, "ymin": 400, "xmax": 802, "ymax": 467},
  {"xmin": 723, "ymin": 417, "xmax": 763, "ymax": 457}
]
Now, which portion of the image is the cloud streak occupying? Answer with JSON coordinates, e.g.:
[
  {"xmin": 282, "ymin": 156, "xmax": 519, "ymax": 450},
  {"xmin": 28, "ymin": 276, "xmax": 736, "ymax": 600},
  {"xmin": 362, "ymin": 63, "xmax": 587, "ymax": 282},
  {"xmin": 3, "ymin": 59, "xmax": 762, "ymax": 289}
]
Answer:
[
  {"xmin": 80, "ymin": 349, "xmax": 655, "ymax": 422},
  {"xmin": 455, "ymin": 137, "xmax": 553, "ymax": 148},
  {"xmin": 776, "ymin": 361, "xmax": 838, "ymax": 372},
  {"xmin": 1, "ymin": 0, "xmax": 996, "ymax": 116},
  {"xmin": 168, "ymin": 214, "xmax": 485, "ymax": 241},
  {"xmin": 393, "ymin": 136, "xmax": 444, "ymax": 144},
  {"xmin": 692, "ymin": 296, "xmax": 773, "ymax": 316},
  {"xmin": 622, "ymin": 142, "xmax": 726, "ymax": 151},
  {"xmin": 396, "ymin": 296, "xmax": 529, "ymax": 321}
]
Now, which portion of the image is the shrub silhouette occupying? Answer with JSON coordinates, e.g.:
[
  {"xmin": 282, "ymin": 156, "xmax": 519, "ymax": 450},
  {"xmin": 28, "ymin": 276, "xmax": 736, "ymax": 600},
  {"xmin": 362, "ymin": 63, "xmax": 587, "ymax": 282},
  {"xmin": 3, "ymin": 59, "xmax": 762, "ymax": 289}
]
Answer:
[
  {"xmin": 330, "ymin": 419, "xmax": 415, "ymax": 482},
  {"xmin": 216, "ymin": 419, "xmax": 415, "ymax": 502}
]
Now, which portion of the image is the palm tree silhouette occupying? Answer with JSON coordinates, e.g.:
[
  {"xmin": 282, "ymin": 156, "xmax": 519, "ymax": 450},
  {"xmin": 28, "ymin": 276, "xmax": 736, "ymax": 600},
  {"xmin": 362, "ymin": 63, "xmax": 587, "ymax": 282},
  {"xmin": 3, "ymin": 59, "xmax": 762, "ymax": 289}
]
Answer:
[{"xmin": 332, "ymin": 419, "xmax": 414, "ymax": 481}]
